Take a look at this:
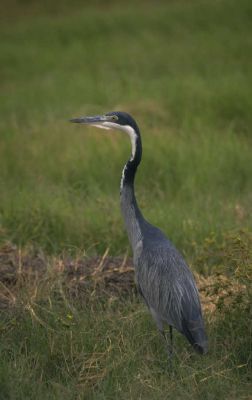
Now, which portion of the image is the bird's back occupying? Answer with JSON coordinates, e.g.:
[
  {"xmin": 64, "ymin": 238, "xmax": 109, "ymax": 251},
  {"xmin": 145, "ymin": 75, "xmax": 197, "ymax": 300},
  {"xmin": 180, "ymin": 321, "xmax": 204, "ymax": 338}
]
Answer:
[{"xmin": 134, "ymin": 222, "xmax": 208, "ymax": 354}]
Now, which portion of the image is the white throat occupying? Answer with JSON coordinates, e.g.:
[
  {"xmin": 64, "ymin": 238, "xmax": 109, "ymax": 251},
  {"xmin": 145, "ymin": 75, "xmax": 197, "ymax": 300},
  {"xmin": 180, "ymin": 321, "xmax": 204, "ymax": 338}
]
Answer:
[
  {"xmin": 95, "ymin": 122, "xmax": 138, "ymax": 161},
  {"xmin": 93, "ymin": 121, "xmax": 138, "ymax": 191},
  {"xmin": 119, "ymin": 125, "xmax": 137, "ymax": 161}
]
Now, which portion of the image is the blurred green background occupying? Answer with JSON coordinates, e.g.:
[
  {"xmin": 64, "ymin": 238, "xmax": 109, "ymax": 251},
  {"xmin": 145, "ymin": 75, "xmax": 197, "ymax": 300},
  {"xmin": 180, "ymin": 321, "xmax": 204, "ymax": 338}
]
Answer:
[{"xmin": 0, "ymin": 0, "xmax": 251, "ymax": 256}]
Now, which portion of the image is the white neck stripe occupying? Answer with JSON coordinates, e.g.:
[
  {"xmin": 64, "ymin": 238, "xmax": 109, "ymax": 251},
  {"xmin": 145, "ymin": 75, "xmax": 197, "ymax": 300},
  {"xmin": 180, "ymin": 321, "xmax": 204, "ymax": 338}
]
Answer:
[
  {"xmin": 121, "ymin": 125, "xmax": 137, "ymax": 161},
  {"xmin": 96, "ymin": 122, "xmax": 138, "ymax": 161},
  {"xmin": 90, "ymin": 121, "xmax": 138, "ymax": 190}
]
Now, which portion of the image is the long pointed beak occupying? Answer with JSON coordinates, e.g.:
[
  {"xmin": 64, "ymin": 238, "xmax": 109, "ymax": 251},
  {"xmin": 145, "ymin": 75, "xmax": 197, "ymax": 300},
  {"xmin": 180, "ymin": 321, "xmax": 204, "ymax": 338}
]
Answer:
[{"xmin": 69, "ymin": 115, "xmax": 109, "ymax": 124}]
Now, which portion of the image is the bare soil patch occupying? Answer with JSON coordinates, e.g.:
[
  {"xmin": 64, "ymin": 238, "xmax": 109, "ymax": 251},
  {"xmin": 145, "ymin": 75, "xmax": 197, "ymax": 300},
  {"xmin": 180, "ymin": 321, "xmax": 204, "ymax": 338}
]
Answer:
[{"xmin": 0, "ymin": 242, "xmax": 248, "ymax": 317}]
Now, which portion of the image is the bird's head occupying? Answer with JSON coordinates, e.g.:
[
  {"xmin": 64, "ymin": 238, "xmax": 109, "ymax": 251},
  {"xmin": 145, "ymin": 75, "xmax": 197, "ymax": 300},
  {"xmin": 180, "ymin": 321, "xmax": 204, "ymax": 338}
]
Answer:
[
  {"xmin": 70, "ymin": 111, "xmax": 139, "ymax": 135},
  {"xmin": 70, "ymin": 111, "xmax": 141, "ymax": 161}
]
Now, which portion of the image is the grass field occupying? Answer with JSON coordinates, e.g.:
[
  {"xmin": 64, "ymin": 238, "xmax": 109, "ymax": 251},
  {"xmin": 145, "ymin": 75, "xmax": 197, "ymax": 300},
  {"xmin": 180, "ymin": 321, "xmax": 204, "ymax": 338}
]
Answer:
[{"xmin": 0, "ymin": 0, "xmax": 252, "ymax": 398}]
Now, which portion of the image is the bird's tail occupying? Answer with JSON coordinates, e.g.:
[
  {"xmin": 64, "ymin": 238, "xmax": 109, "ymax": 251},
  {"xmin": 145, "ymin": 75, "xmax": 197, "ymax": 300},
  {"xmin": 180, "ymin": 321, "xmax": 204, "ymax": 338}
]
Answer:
[{"xmin": 182, "ymin": 318, "xmax": 208, "ymax": 354}]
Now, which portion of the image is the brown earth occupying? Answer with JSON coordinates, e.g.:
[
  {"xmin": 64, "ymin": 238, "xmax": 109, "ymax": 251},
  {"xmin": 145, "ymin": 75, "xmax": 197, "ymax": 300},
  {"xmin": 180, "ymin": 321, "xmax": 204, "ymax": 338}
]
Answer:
[{"xmin": 0, "ymin": 242, "xmax": 247, "ymax": 316}]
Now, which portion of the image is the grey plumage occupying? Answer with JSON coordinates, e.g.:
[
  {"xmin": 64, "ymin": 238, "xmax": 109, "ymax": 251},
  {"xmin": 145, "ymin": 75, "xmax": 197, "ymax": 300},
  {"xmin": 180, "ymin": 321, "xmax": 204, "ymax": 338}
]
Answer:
[
  {"xmin": 121, "ymin": 181, "xmax": 207, "ymax": 355},
  {"xmin": 70, "ymin": 111, "xmax": 208, "ymax": 356}
]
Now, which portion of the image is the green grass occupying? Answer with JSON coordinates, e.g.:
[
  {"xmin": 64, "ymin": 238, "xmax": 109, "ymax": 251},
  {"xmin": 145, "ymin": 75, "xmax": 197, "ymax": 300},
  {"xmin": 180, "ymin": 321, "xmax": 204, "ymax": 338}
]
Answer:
[
  {"xmin": 0, "ymin": 0, "xmax": 252, "ymax": 398},
  {"xmin": 0, "ymin": 0, "xmax": 252, "ymax": 254}
]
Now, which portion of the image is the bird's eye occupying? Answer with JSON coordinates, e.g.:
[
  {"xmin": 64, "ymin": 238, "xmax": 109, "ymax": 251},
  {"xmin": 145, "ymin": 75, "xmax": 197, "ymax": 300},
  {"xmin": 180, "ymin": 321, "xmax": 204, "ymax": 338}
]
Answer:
[{"xmin": 111, "ymin": 115, "xmax": 118, "ymax": 121}]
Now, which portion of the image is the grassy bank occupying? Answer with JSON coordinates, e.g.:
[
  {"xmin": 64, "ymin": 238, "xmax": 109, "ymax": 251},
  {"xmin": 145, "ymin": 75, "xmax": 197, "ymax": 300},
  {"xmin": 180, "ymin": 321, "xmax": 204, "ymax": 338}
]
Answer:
[
  {"xmin": 0, "ymin": 0, "xmax": 252, "ymax": 254},
  {"xmin": 0, "ymin": 231, "xmax": 251, "ymax": 399}
]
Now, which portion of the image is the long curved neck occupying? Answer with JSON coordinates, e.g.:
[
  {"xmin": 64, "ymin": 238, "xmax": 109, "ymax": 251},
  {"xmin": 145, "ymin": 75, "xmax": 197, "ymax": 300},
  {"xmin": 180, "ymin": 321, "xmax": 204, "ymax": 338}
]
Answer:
[{"xmin": 120, "ymin": 126, "xmax": 145, "ymax": 249}]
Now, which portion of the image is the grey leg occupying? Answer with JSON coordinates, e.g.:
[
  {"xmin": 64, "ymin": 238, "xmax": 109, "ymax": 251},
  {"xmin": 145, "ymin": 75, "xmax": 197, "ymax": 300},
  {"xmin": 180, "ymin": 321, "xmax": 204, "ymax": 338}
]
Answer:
[
  {"xmin": 160, "ymin": 328, "xmax": 173, "ymax": 361},
  {"xmin": 149, "ymin": 307, "xmax": 173, "ymax": 363},
  {"xmin": 169, "ymin": 325, "xmax": 173, "ymax": 356}
]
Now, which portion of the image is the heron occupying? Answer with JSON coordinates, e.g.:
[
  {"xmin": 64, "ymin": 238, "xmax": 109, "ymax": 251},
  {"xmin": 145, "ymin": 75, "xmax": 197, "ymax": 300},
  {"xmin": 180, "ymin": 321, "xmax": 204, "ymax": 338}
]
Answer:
[{"xmin": 70, "ymin": 111, "xmax": 208, "ymax": 357}]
